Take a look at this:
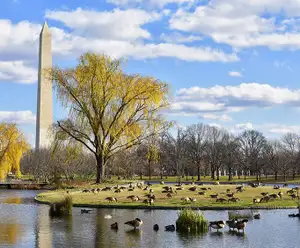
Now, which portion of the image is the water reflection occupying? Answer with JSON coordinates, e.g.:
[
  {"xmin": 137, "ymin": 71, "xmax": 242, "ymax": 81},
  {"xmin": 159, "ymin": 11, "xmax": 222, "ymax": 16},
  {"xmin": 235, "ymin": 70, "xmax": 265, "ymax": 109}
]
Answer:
[
  {"xmin": 0, "ymin": 190, "xmax": 299, "ymax": 248},
  {"xmin": 0, "ymin": 224, "xmax": 21, "ymax": 244}
]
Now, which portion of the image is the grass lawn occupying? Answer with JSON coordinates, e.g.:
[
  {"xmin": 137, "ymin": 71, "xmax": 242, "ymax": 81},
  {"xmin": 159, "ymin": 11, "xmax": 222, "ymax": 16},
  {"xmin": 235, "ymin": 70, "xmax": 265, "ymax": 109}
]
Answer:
[{"xmin": 36, "ymin": 183, "xmax": 300, "ymax": 209}]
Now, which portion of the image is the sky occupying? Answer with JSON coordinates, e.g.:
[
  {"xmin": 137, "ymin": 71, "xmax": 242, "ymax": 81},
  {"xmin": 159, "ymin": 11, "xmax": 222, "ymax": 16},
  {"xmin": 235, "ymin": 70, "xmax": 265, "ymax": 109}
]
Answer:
[{"xmin": 2, "ymin": 0, "xmax": 300, "ymax": 146}]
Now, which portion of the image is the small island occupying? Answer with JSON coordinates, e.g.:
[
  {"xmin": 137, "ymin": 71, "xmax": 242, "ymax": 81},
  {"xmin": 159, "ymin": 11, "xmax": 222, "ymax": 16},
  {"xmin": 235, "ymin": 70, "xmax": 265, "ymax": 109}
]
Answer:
[{"xmin": 35, "ymin": 182, "xmax": 300, "ymax": 210}]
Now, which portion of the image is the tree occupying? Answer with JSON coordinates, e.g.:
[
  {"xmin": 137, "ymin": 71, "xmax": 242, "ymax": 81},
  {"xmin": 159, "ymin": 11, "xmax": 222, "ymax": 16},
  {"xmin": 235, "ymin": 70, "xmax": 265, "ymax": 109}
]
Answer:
[
  {"xmin": 51, "ymin": 53, "xmax": 170, "ymax": 183},
  {"xmin": 223, "ymin": 134, "xmax": 239, "ymax": 181},
  {"xmin": 185, "ymin": 123, "xmax": 208, "ymax": 181},
  {"xmin": 238, "ymin": 130, "xmax": 267, "ymax": 180},
  {"xmin": 0, "ymin": 123, "xmax": 29, "ymax": 180},
  {"xmin": 281, "ymin": 133, "xmax": 299, "ymax": 180}
]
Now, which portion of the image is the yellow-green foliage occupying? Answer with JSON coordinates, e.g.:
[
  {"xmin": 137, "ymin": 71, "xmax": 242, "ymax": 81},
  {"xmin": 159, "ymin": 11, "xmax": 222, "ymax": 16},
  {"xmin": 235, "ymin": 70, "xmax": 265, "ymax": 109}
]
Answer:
[
  {"xmin": 0, "ymin": 123, "xmax": 30, "ymax": 180},
  {"xmin": 176, "ymin": 208, "xmax": 208, "ymax": 233}
]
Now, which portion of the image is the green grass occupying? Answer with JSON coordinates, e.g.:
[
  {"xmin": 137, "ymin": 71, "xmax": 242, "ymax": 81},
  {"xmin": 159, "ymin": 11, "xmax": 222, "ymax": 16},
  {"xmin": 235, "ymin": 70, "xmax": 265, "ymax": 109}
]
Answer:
[
  {"xmin": 176, "ymin": 208, "xmax": 208, "ymax": 233},
  {"xmin": 35, "ymin": 183, "xmax": 300, "ymax": 209}
]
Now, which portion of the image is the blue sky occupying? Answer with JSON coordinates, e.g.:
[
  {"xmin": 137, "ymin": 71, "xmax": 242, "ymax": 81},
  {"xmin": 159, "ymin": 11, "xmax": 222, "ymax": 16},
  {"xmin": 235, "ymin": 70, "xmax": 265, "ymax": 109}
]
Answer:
[{"xmin": 2, "ymin": 0, "xmax": 300, "ymax": 146}]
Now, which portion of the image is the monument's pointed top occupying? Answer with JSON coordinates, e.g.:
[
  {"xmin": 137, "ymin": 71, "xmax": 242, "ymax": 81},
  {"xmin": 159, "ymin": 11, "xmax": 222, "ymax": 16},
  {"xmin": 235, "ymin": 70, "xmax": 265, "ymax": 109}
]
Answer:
[{"xmin": 40, "ymin": 21, "xmax": 50, "ymax": 35}]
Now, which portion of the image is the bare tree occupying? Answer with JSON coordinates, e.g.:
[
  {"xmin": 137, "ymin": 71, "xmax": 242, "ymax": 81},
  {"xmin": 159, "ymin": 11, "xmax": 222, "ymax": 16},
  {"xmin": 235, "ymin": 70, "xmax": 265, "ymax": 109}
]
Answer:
[
  {"xmin": 185, "ymin": 123, "xmax": 208, "ymax": 181},
  {"xmin": 238, "ymin": 130, "xmax": 267, "ymax": 180}
]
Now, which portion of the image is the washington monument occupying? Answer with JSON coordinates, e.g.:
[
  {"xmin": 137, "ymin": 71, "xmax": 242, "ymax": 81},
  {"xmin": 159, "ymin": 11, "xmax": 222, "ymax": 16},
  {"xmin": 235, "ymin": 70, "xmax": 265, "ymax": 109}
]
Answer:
[{"xmin": 35, "ymin": 22, "xmax": 53, "ymax": 149}]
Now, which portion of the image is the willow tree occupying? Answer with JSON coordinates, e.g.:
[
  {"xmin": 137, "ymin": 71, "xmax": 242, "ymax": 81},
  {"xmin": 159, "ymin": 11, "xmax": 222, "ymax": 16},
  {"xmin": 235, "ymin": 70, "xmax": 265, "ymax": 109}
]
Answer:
[
  {"xmin": 52, "ymin": 53, "xmax": 170, "ymax": 183},
  {"xmin": 0, "ymin": 123, "xmax": 29, "ymax": 179}
]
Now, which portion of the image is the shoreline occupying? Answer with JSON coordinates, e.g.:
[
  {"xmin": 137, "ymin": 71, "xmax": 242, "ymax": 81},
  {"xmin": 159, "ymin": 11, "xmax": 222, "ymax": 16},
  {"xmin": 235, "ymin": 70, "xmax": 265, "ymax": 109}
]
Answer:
[{"xmin": 35, "ymin": 197, "xmax": 298, "ymax": 210}]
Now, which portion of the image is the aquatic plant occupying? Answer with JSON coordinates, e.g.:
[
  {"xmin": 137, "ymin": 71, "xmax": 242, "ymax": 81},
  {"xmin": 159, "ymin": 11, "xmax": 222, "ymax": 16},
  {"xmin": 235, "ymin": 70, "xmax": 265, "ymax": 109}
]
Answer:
[
  {"xmin": 228, "ymin": 210, "xmax": 253, "ymax": 220},
  {"xmin": 49, "ymin": 195, "xmax": 72, "ymax": 217},
  {"xmin": 176, "ymin": 208, "xmax": 208, "ymax": 233}
]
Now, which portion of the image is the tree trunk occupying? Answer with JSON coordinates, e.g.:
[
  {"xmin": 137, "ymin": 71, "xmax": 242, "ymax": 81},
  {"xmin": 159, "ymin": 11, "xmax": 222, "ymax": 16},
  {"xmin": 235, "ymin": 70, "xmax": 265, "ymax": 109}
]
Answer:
[
  {"xmin": 148, "ymin": 159, "xmax": 151, "ymax": 180},
  {"xmin": 197, "ymin": 163, "xmax": 201, "ymax": 181},
  {"xmin": 228, "ymin": 167, "xmax": 232, "ymax": 181},
  {"xmin": 275, "ymin": 171, "xmax": 278, "ymax": 181},
  {"xmin": 96, "ymin": 155, "xmax": 103, "ymax": 184}
]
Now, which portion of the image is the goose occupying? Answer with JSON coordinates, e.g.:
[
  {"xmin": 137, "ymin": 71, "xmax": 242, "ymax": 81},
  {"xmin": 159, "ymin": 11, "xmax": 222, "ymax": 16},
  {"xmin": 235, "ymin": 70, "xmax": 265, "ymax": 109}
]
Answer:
[
  {"xmin": 273, "ymin": 185, "xmax": 280, "ymax": 190},
  {"xmin": 189, "ymin": 186, "xmax": 197, "ymax": 191},
  {"xmin": 125, "ymin": 218, "xmax": 143, "ymax": 230},
  {"xmin": 198, "ymin": 191, "xmax": 206, "ymax": 196},
  {"xmin": 105, "ymin": 197, "xmax": 117, "ymax": 202},
  {"xmin": 269, "ymin": 193, "xmax": 279, "ymax": 199},
  {"xmin": 226, "ymin": 189, "xmax": 231, "ymax": 193},
  {"xmin": 189, "ymin": 197, "xmax": 197, "ymax": 202},
  {"xmin": 115, "ymin": 189, "xmax": 123, "ymax": 193},
  {"xmin": 235, "ymin": 219, "xmax": 248, "ymax": 232},
  {"xmin": 278, "ymin": 192, "xmax": 283, "ymax": 198},
  {"xmin": 181, "ymin": 197, "xmax": 190, "ymax": 202},
  {"xmin": 165, "ymin": 224, "xmax": 175, "ymax": 231},
  {"xmin": 166, "ymin": 193, "xmax": 172, "ymax": 198},
  {"xmin": 82, "ymin": 189, "xmax": 90, "ymax": 193},
  {"xmin": 253, "ymin": 214, "xmax": 261, "ymax": 219},
  {"xmin": 153, "ymin": 224, "xmax": 159, "ymax": 231},
  {"xmin": 226, "ymin": 219, "xmax": 238, "ymax": 231},
  {"xmin": 210, "ymin": 194, "xmax": 218, "ymax": 199},
  {"xmin": 160, "ymin": 181, "xmax": 164, "ymax": 185},
  {"xmin": 209, "ymin": 221, "xmax": 226, "ymax": 231},
  {"xmin": 290, "ymin": 194, "xmax": 297, "ymax": 200},
  {"xmin": 81, "ymin": 209, "xmax": 92, "ymax": 214},
  {"xmin": 261, "ymin": 192, "xmax": 269, "ymax": 196},
  {"xmin": 253, "ymin": 198, "xmax": 261, "ymax": 203},
  {"xmin": 283, "ymin": 183, "xmax": 288, "ymax": 187},
  {"xmin": 228, "ymin": 197, "xmax": 240, "ymax": 203},
  {"xmin": 216, "ymin": 198, "xmax": 227, "ymax": 203},
  {"xmin": 149, "ymin": 189, "xmax": 154, "ymax": 193},
  {"xmin": 226, "ymin": 193, "xmax": 235, "ymax": 198},
  {"xmin": 111, "ymin": 222, "xmax": 118, "ymax": 229},
  {"xmin": 288, "ymin": 213, "xmax": 300, "ymax": 217}
]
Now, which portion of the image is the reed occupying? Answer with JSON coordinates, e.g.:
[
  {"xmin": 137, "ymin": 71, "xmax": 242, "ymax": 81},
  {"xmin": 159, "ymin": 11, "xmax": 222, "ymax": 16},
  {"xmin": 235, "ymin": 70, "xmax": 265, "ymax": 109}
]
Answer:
[{"xmin": 176, "ymin": 208, "xmax": 208, "ymax": 233}]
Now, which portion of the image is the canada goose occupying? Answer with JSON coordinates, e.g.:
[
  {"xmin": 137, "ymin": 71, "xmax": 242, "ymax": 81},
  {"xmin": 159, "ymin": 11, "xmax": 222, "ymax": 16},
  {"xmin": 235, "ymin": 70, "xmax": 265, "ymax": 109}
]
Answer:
[
  {"xmin": 176, "ymin": 187, "xmax": 184, "ymax": 190},
  {"xmin": 143, "ymin": 198, "xmax": 154, "ymax": 205},
  {"xmin": 111, "ymin": 222, "xmax": 118, "ymax": 229},
  {"xmin": 91, "ymin": 188, "xmax": 96, "ymax": 193},
  {"xmin": 216, "ymin": 198, "xmax": 227, "ymax": 203},
  {"xmin": 96, "ymin": 188, "xmax": 101, "ymax": 192},
  {"xmin": 261, "ymin": 192, "xmax": 269, "ymax": 196},
  {"xmin": 105, "ymin": 197, "xmax": 117, "ymax": 202},
  {"xmin": 292, "ymin": 187, "xmax": 300, "ymax": 191},
  {"xmin": 162, "ymin": 190, "xmax": 168, "ymax": 193},
  {"xmin": 269, "ymin": 193, "xmax": 279, "ymax": 199},
  {"xmin": 235, "ymin": 219, "xmax": 248, "ymax": 232},
  {"xmin": 226, "ymin": 219, "xmax": 238, "ymax": 230},
  {"xmin": 189, "ymin": 186, "xmax": 197, "ymax": 191},
  {"xmin": 165, "ymin": 224, "xmax": 176, "ymax": 231},
  {"xmin": 115, "ymin": 189, "xmax": 123, "ymax": 193},
  {"xmin": 166, "ymin": 193, "xmax": 172, "ymax": 198},
  {"xmin": 128, "ymin": 187, "xmax": 135, "ymax": 191},
  {"xmin": 253, "ymin": 214, "xmax": 261, "ymax": 219},
  {"xmin": 125, "ymin": 218, "xmax": 143, "ymax": 229},
  {"xmin": 153, "ymin": 224, "xmax": 159, "ymax": 231},
  {"xmin": 81, "ymin": 209, "xmax": 92, "ymax": 214},
  {"xmin": 163, "ymin": 186, "xmax": 171, "ymax": 191},
  {"xmin": 253, "ymin": 198, "xmax": 261, "ymax": 203},
  {"xmin": 226, "ymin": 189, "xmax": 231, "ymax": 193},
  {"xmin": 288, "ymin": 213, "xmax": 300, "ymax": 217},
  {"xmin": 160, "ymin": 181, "xmax": 164, "ymax": 185},
  {"xmin": 102, "ymin": 187, "xmax": 112, "ymax": 191},
  {"xmin": 181, "ymin": 197, "xmax": 190, "ymax": 202},
  {"xmin": 189, "ymin": 197, "xmax": 197, "ymax": 202},
  {"xmin": 143, "ymin": 187, "xmax": 149, "ymax": 191},
  {"xmin": 82, "ymin": 189, "xmax": 90, "ymax": 193},
  {"xmin": 260, "ymin": 196, "xmax": 270, "ymax": 203},
  {"xmin": 198, "ymin": 191, "xmax": 206, "ymax": 195},
  {"xmin": 149, "ymin": 189, "xmax": 154, "ymax": 193},
  {"xmin": 287, "ymin": 189, "xmax": 295, "ymax": 194},
  {"xmin": 278, "ymin": 192, "xmax": 283, "ymax": 198},
  {"xmin": 214, "ymin": 181, "xmax": 220, "ymax": 185},
  {"xmin": 226, "ymin": 193, "xmax": 235, "ymax": 198},
  {"xmin": 228, "ymin": 197, "xmax": 240, "ymax": 203},
  {"xmin": 283, "ymin": 183, "xmax": 288, "ymax": 187},
  {"xmin": 210, "ymin": 194, "xmax": 218, "ymax": 199},
  {"xmin": 200, "ymin": 187, "xmax": 208, "ymax": 191},
  {"xmin": 290, "ymin": 194, "xmax": 297, "ymax": 200},
  {"xmin": 127, "ymin": 195, "xmax": 140, "ymax": 201},
  {"xmin": 273, "ymin": 185, "xmax": 280, "ymax": 190},
  {"xmin": 209, "ymin": 221, "xmax": 226, "ymax": 231}
]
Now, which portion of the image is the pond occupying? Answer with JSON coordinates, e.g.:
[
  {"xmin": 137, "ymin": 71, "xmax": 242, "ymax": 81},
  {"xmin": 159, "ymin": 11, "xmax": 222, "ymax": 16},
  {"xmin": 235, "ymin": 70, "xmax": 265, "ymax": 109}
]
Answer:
[{"xmin": 0, "ymin": 189, "xmax": 299, "ymax": 248}]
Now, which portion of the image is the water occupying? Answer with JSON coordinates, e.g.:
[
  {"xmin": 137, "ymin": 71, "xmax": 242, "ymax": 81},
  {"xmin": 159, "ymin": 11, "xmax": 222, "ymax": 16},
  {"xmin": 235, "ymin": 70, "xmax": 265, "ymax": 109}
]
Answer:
[{"xmin": 0, "ymin": 190, "xmax": 299, "ymax": 248}]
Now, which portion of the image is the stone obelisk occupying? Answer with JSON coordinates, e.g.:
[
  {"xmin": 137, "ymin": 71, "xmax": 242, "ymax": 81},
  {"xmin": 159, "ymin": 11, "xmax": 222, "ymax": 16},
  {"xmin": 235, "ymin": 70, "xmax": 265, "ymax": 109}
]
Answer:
[{"xmin": 35, "ymin": 22, "xmax": 53, "ymax": 149}]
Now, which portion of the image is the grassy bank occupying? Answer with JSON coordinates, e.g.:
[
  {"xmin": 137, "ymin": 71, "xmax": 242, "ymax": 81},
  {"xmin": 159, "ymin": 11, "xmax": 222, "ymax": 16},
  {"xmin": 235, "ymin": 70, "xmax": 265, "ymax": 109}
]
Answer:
[{"xmin": 35, "ymin": 183, "xmax": 300, "ymax": 210}]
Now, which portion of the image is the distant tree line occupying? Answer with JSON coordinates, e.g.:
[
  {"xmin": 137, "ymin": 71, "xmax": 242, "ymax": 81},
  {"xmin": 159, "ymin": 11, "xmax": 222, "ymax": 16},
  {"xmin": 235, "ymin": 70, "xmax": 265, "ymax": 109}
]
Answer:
[{"xmin": 21, "ymin": 122, "xmax": 300, "ymax": 183}]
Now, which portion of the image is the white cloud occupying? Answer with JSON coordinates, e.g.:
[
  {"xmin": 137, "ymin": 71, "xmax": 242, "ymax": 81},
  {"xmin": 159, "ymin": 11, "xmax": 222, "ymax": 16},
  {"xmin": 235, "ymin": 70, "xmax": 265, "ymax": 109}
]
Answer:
[
  {"xmin": 45, "ymin": 8, "xmax": 161, "ymax": 41},
  {"xmin": 107, "ymin": 0, "xmax": 196, "ymax": 8},
  {"xmin": 202, "ymin": 113, "xmax": 232, "ymax": 122},
  {"xmin": 169, "ymin": 0, "xmax": 300, "ymax": 50},
  {"xmin": 234, "ymin": 122, "xmax": 253, "ymax": 130},
  {"xmin": 208, "ymin": 123, "xmax": 222, "ymax": 129},
  {"xmin": 160, "ymin": 32, "xmax": 202, "ymax": 43},
  {"xmin": 0, "ymin": 111, "xmax": 35, "ymax": 124},
  {"xmin": 0, "ymin": 61, "xmax": 36, "ymax": 83},
  {"xmin": 168, "ymin": 83, "xmax": 300, "ymax": 117},
  {"xmin": 228, "ymin": 71, "xmax": 242, "ymax": 77}
]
